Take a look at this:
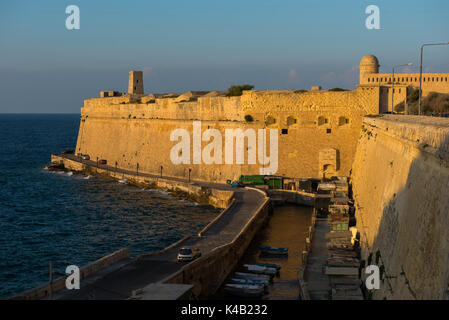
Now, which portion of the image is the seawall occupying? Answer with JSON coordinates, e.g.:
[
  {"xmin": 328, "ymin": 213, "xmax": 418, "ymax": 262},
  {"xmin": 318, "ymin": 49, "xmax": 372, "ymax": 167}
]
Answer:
[
  {"xmin": 9, "ymin": 248, "xmax": 130, "ymax": 300},
  {"xmin": 351, "ymin": 115, "xmax": 449, "ymax": 299},
  {"xmin": 50, "ymin": 155, "xmax": 234, "ymax": 209}
]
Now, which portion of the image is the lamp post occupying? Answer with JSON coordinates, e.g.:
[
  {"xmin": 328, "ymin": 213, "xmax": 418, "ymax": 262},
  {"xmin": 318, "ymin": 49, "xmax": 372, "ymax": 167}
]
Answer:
[
  {"xmin": 418, "ymin": 42, "xmax": 449, "ymax": 115},
  {"xmin": 392, "ymin": 63, "xmax": 412, "ymax": 113}
]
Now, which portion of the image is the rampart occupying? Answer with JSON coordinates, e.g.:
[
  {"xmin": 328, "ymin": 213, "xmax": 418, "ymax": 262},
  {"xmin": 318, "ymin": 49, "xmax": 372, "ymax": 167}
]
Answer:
[
  {"xmin": 75, "ymin": 86, "xmax": 380, "ymax": 183},
  {"xmin": 351, "ymin": 115, "xmax": 449, "ymax": 299}
]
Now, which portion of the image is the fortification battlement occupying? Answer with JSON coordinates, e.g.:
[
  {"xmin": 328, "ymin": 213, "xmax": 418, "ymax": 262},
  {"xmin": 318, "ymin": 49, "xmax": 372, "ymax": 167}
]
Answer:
[
  {"xmin": 92, "ymin": 54, "xmax": 449, "ymax": 119},
  {"xmin": 363, "ymin": 114, "xmax": 449, "ymax": 158},
  {"xmin": 83, "ymin": 85, "xmax": 381, "ymax": 125}
]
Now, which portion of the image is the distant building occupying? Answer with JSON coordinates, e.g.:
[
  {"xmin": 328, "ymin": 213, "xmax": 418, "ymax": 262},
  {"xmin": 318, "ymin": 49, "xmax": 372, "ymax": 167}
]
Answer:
[{"xmin": 359, "ymin": 54, "xmax": 449, "ymax": 113}]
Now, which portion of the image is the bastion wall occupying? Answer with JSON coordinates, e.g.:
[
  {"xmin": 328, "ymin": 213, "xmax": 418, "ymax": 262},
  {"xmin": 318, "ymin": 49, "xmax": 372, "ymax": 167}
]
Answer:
[
  {"xmin": 75, "ymin": 86, "xmax": 380, "ymax": 183},
  {"xmin": 351, "ymin": 115, "xmax": 449, "ymax": 299}
]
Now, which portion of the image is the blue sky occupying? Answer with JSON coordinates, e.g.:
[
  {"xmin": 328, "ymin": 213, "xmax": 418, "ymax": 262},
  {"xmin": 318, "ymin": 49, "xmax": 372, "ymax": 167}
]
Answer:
[{"xmin": 0, "ymin": 0, "xmax": 448, "ymax": 113}]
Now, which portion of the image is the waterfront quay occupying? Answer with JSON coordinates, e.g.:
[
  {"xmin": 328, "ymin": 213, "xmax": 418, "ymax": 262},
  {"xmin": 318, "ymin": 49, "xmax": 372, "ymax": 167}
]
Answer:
[{"xmin": 13, "ymin": 154, "xmax": 270, "ymax": 300}]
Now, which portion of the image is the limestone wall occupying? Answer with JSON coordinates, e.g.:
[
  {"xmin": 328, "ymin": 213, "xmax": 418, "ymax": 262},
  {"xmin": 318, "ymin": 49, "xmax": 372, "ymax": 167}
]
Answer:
[
  {"xmin": 351, "ymin": 115, "xmax": 449, "ymax": 299},
  {"xmin": 75, "ymin": 88, "xmax": 378, "ymax": 182}
]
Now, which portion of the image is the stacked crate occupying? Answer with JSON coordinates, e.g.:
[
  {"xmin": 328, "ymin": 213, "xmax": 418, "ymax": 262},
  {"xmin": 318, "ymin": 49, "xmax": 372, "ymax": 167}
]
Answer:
[
  {"xmin": 329, "ymin": 204, "xmax": 350, "ymax": 232},
  {"xmin": 323, "ymin": 178, "xmax": 364, "ymax": 299}
]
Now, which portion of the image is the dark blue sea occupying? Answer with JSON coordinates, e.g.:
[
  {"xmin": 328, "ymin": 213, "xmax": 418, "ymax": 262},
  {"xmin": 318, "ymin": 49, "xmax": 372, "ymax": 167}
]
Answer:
[{"xmin": 0, "ymin": 114, "xmax": 219, "ymax": 298}]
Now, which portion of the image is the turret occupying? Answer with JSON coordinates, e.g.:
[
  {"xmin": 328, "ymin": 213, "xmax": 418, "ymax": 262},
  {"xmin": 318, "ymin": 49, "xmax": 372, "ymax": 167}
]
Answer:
[
  {"xmin": 128, "ymin": 71, "xmax": 144, "ymax": 95},
  {"xmin": 359, "ymin": 54, "xmax": 379, "ymax": 84}
]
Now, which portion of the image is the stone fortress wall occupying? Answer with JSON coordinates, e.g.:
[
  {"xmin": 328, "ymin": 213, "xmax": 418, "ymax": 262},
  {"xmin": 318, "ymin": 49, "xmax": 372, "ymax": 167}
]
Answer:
[
  {"xmin": 76, "ymin": 84, "xmax": 379, "ymax": 183},
  {"xmin": 351, "ymin": 115, "xmax": 449, "ymax": 299},
  {"xmin": 76, "ymin": 54, "xmax": 448, "ymax": 183}
]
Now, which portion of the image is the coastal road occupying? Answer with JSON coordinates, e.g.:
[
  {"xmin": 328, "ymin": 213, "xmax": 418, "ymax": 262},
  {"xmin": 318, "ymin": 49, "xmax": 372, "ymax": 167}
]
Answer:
[{"xmin": 50, "ymin": 154, "xmax": 267, "ymax": 300}]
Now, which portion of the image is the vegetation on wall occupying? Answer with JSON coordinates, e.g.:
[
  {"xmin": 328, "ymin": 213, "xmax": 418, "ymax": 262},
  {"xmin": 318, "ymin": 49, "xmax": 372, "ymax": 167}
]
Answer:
[
  {"xmin": 244, "ymin": 114, "xmax": 254, "ymax": 122},
  {"xmin": 226, "ymin": 84, "xmax": 254, "ymax": 96},
  {"xmin": 400, "ymin": 89, "xmax": 449, "ymax": 114},
  {"xmin": 328, "ymin": 88, "xmax": 347, "ymax": 92}
]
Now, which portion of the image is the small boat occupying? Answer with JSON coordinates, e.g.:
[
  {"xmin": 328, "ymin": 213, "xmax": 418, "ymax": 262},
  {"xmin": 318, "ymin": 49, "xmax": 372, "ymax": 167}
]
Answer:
[
  {"xmin": 255, "ymin": 263, "xmax": 281, "ymax": 271},
  {"xmin": 228, "ymin": 277, "xmax": 269, "ymax": 287},
  {"xmin": 234, "ymin": 272, "xmax": 271, "ymax": 282},
  {"xmin": 224, "ymin": 284, "xmax": 265, "ymax": 298},
  {"xmin": 243, "ymin": 264, "xmax": 277, "ymax": 276},
  {"xmin": 259, "ymin": 245, "xmax": 288, "ymax": 255}
]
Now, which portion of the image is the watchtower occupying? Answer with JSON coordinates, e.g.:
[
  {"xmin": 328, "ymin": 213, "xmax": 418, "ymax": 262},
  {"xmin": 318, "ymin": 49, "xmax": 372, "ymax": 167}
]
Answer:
[
  {"xmin": 128, "ymin": 71, "xmax": 144, "ymax": 95},
  {"xmin": 359, "ymin": 54, "xmax": 379, "ymax": 84}
]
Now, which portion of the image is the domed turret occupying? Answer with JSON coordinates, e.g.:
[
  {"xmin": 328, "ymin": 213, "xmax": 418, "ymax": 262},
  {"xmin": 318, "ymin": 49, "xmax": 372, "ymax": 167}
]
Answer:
[
  {"xmin": 359, "ymin": 54, "xmax": 379, "ymax": 84},
  {"xmin": 359, "ymin": 54, "xmax": 379, "ymax": 80}
]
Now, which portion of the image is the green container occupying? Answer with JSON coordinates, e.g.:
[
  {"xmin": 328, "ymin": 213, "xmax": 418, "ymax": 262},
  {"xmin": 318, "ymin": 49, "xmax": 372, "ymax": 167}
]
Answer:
[
  {"xmin": 331, "ymin": 223, "xmax": 349, "ymax": 231},
  {"xmin": 238, "ymin": 175, "xmax": 266, "ymax": 185},
  {"xmin": 267, "ymin": 178, "xmax": 283, "ymax": 189}
]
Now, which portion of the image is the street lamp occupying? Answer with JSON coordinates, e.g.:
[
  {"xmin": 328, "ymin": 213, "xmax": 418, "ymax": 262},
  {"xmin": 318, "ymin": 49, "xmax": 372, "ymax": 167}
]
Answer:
[
  {"xmin": 392, "ymin": 63, "xmax": 412, "ymax": 113},
  {"xmin": 418, "ymin": 42, "xmax": 449, "ymax": 115}
]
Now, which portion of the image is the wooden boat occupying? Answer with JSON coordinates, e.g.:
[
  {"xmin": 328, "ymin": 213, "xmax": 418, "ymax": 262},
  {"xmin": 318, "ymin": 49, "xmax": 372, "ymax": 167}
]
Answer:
[
  {"xmin": 255, "ymin": 263, "xmax": 281, "ymax": 271},
  {"xmin": 224, "ymin": 284, "xmax": 265, "ymax": 298},
  {"xmin": 234, "ymin": 272, "xmax": 271, "ymax": 282},
  {"xmin": 243, "ymin": 264, "xmax": 277, "ymax": 276},
  {"xmin": 259, "ymin": 245, "xmax": 288, "ymax": 255}
]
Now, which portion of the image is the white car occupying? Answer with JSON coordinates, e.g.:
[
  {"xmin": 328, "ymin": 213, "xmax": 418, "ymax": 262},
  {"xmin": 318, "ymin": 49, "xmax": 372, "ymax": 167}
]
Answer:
[{"xmin": 177, "ymin": 246, "xmax": 201, "ymax": 262}]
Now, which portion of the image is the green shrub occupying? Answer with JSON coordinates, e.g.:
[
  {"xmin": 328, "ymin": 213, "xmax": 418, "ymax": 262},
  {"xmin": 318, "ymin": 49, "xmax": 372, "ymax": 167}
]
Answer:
[
  {"xmin": 294, "ymin": 89, "xmax": 308, "ymax": 93},
  {"xmin": 408, "ymin": 89, "xmax": 420, "ymax": 103},
  {"xmin": 244, "ymin": 115, "xmax": 254, "ymax": 122},
  {"xmin": 394, "ymin": 102, "xmax": 405, "ymax": 112},
  {"xmin": 328, "ymin": 88, "xmax": 347, "ymax": 92},
  {"xmin": 428, "ymin": 93, "xmax": 439, "ymax": 101},
  {"xmin": 226, "ymin": 84, "xmax": 254, "ymax": 96}
]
